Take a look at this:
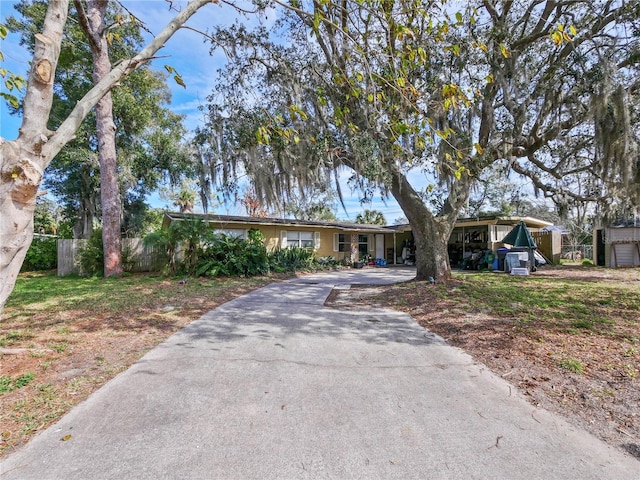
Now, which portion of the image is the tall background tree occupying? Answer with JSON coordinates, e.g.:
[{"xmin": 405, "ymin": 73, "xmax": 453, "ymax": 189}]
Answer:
[
  {"xmin": 6, "ymin": 0, "xmax": 194, "ymax": 266},
  {"xmin": 0, "ymin": 0, "xmax": 218, "ymax": 311},
  {"xmin": 75, "ymin": 0, "xmax": 124, "ymax": 276},
  {"xmin": 195, "ymin": 0, "xmax": 638, "ymax": 280}
]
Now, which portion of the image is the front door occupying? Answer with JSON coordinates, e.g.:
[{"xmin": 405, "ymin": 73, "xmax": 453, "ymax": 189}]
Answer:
[{"xmin": 375, "ymin": 234, "xmax": 384, "ymax": 260}]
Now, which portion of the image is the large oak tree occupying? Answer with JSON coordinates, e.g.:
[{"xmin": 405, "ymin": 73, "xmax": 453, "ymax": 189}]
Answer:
[{"xmin": 196, "ymin": 0, "xmax": 638, "ymax": 281}]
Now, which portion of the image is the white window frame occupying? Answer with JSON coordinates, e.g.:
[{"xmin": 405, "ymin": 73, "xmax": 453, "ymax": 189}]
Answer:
[{"xmin": 281, "ymin": 230, "xmax": 320, "ymax": 249}]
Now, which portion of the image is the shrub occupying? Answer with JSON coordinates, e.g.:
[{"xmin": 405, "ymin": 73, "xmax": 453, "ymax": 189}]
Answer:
[
  {"xmin": 21, "ymin": 237, "xmax": 57, "ymax": 271},
  {"xmin": 77, "ymin": 229, "xmax": 104, "ymax": 277},
  {"xmin": 581, "ymin": 258, "xmax": 594, "ymax": 266},
  {"xmin": 268, "ymin": 247, "xmax": 316, "ymax": 272},
  {"xmin": 196, "ymin": 231, "xmax": 269, "ymax": 277},
  {"xmin": 317, "ymin": 256, "xmax": 339, "ymax": 268}
]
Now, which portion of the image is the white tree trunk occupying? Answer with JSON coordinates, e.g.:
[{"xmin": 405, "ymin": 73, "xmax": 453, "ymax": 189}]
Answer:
[
  {"xmin": 0, "ymin": 0, "xmax": 69, "ymax": 311},
  {"xmin": 0, "ymin": 0, "xmax": 216, "ymax": 312}
]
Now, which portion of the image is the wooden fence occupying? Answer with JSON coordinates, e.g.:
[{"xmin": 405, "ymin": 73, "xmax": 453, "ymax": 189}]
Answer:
[
  {"xmin": 57, "ymin": 238, "xmax": 162, "ymax": 276},
  {"xmin": 531, "ymin": 230, "xmax": 562, "ymax": 264}
]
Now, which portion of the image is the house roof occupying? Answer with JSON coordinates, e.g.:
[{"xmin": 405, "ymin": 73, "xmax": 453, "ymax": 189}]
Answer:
[
  {"xmin": 392, "ymin": 215, "xmax": 554, "ymax": 232},
  {"xmin": 453, "ymin": 216, "xmax": 553, "ymax": 229},
  {"xmin": 609, "ymin": 219, "xmax": 640, "ymax": 228},
  {"xmin": 163, "ymin": 212, "xmax": 555, "ymax": 234},
  {"xmin": 163, "ymin": 212, "xmax": 394, "ymax": 233}
]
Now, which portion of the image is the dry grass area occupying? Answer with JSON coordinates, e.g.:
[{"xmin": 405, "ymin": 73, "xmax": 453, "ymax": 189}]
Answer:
[
  {"xmin": 326, "ymin": 265, "xmax": 640, "ymax": 461},
  {"xmin": 0, "ymin": 272, "xmax": 290, "ymax": 457}
]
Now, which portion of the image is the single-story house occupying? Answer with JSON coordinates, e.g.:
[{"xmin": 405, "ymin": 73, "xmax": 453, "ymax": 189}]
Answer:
[
  {"xmin": 593, "ymin": 220, "xmax": 640, "ymax": 267},
  {"xmin": 163, "ymin": 212, "xmax": 397, "ymax": 264},
  {"xmin": 163, "ymin": 213, "xmax": 559, "ymax": 267}
]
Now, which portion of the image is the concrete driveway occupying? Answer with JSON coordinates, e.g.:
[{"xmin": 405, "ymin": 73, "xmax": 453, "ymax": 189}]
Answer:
[{"xmin": 1, "ymin": 267, "xmax": 638, "ymax": 479}]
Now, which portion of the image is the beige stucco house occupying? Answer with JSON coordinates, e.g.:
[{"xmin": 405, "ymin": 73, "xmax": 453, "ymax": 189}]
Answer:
[
  {"xmin": 163, "ymin": 213, "xmax": 398, "ymax": 264},
  {"xmin": 163, "ymin": 213, "xmax": 558, "ymax": 266}
]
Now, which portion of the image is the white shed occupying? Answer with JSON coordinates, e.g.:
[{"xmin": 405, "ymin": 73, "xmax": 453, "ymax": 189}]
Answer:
[{"xmin": 594, "ymin": 221, "xmax": 640, "ymax": 267}]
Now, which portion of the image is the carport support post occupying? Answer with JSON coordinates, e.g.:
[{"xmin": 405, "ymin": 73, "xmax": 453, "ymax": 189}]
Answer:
[
  {"xmin": 462, "ymin": 226, "xmax": 466, "ymax": 260},
  {"xmin": 393, "ymin": 232, "xmax": 397, "ymax": 265}
]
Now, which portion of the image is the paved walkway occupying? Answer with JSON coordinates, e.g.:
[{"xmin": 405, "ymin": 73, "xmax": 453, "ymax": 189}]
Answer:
[{"xmin": 1, "ymin": 268, "xmax": 638, "ymax": 479}]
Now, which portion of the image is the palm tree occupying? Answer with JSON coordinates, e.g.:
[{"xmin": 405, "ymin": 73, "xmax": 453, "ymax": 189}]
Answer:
[
  {"xmin": 355, "ymin": 210, "xmax": 387, "ymax": 225},
  {"xmin": 173, "ymin": 189, "xmax": 195, "ymax": 213}
]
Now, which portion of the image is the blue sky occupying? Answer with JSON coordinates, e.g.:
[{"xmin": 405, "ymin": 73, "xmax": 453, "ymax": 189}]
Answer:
[{"xmin": 0, "ymin": 0, "xmax": 408, "ymax": 223}]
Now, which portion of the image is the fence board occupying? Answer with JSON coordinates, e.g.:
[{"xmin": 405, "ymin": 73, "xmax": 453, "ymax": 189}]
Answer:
[
  {"xmin": 57, "ymin": 238, "xmax": 161, "ymax": 276},
  {"xmin": 531, "ymin": 230, "xmax": 562, "ymax": 264},
  {"xmin": 57, "ymin": 239, "xmax": 86, "ymax": 276}
]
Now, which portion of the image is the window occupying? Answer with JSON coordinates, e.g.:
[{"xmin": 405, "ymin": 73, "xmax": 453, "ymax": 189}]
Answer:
[
  {"xmin": 215, "ymin": 228, "xmax": 247, "ymax": 239},
  {"xmin": 281, "ymin": 231, "xmax": 320, "ymax": 249},
  {"xmin": 358, "ymin": 234, "xmax": 369, "ymax": 258},
  {"xmin": 335, "ymin": 233, "xmax": 350, "ymax": 252},
  {"xmin": 333, "ymin": 233, "xmax": 369, "ymax": 256}
]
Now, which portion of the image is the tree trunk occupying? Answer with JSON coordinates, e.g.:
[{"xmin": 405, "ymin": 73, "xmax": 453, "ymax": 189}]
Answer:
[
  {"xmin": 0, "ymin": 0, "xmax": 215, "ymax": 312},
  {"xmin": 82, "ymin": 0, "xmax": 122, "ymax": 277},
  {"xmin": 0, "ymin": 0, "xmax": 69, "ymax": 311},
  {"xmin": 409, "ymin": 216, "xmax": 454, "ymax": 282},
  {"xmin": 0, "ymin": 141, "xmax": 38, "ymax": 310},
  {"xmin": 388, "ymin": 166, "xmax": 464, "ymax": 282}
]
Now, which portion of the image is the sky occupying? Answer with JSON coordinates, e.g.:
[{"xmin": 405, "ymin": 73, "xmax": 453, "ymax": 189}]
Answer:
[{"xmin": 0, "ymin": 0, "xmax": 409, "ymax": 223}]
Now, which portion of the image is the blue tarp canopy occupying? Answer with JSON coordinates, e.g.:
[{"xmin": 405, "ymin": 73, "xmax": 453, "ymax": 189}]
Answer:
[{"xmin": 502, "ymin": 221, "xmax": 537, "ymax": 248}]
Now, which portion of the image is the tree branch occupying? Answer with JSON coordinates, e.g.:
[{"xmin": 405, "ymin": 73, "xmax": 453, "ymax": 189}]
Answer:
[{"xmin": 43, "ymin": 0, "xmax": 216, "ymax": 163}]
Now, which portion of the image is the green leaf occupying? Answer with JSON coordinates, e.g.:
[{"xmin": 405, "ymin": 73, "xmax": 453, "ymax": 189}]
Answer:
[
  {"xmin": 0, "ymin": 92, "xmax": 20, "ymax": 109},
  {"xmin": 174, "ymin": 74, "xmax": 186, "ymax": 88},
  {"xmin": 417, "ymin": 47, "xmax": 427, "ymax": 63}
]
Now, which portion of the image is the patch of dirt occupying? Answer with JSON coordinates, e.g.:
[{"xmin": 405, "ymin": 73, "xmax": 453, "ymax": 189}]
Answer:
[
  {"xmin": 0, "ymin": 273, "xmax": 292, "ymax": 457},
  {"xmin": 325, "ymin": 266, "xmax": 640, "ymax": 461}
]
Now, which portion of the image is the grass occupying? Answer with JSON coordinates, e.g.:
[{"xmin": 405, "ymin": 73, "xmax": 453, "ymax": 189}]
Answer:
[
  {"xmin": 1, "ymin": 270, "xmax": 291, "ymax": 455},
  {"xmin": 559, "ymin": 357, "xmax": 585, "ymax": 374},
  {"xmin": 0, "ymin": 373, "xmax": 36, "ymax": 394},
  {"xmin": 445, "ymin": 272, "xmax": 640, "ymax": 332}
]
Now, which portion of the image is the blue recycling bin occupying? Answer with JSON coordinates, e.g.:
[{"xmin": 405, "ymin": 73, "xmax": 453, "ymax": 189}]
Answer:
[{"xmin": 497, "ymin": 248, "xmax": 510, "ymax": 272}]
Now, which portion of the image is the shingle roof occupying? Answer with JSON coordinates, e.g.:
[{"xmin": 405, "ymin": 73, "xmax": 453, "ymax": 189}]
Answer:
[
  {"xmin": 163, "ymin": 212, "xmax": 395, "ymax": 233},
  {"xmin": 163, "ymin": 212, "xmax": 556, "ymax": 233}
]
